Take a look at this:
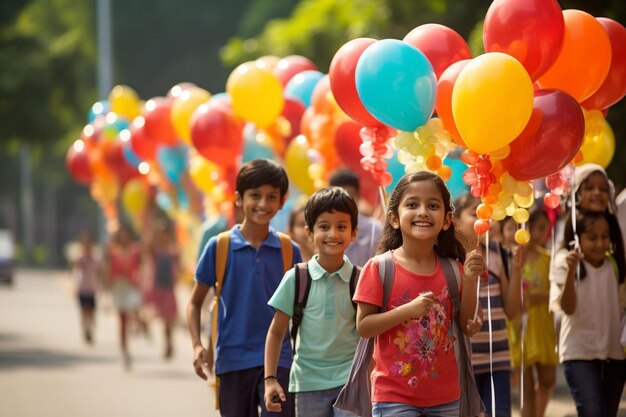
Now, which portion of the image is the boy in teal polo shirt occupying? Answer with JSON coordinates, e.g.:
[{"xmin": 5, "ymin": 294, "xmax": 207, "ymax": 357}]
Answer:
[
  {"xmin": 264, "ymin": 187, "xmax": 360, "ymax": 417},
  {"xmin": 187, "ymin": 159, "xmax": 301, "ymax": 416}
]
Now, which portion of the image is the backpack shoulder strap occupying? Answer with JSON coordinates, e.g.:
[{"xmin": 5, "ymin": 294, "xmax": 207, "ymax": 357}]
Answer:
[
  {"xmin": 439, "ymin": 256, "xmax": 461, "ymax": 317},
  {"xmin": 215, "ymin": 231, "xmax": 231, "ymax": 294},
  {"xmin": 291, "ymin": 262, "xmax": 311, "ymax": 343},
  {"xmin": 376, "ymin": 251, "xmax": 395, "ymax": 311},
  {"xmin": 349, "ymin": 265, "xmax": 362, "ymax": 310},
  {"xmin": 277, "ymin": 232, "xmax": 293, "ymax": 274}
]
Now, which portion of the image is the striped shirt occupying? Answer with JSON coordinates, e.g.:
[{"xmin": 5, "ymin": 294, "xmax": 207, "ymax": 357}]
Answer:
[{"xmin": 471, "ymin": 247, "xmax": 511, "ymax": 374}]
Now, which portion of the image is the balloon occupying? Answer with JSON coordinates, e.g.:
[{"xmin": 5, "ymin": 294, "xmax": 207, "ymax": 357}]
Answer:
[
  {"xmin": 403, "ymin": 24, "xmax": 472, "ymax": 80},
  {"xmin": 443, "ymin": 156, "xmax": 470, "ymax": 200},
  {"xmin": 171, "ymin": 87, "xmax": 211, "ymax": 144},
  {"xmin": 356, "ymin": 39, "xmax": 436, "ymax": 132},
  {"xmin": 121, "ymin": 138, "xmax": 142, "ymax": 168},
  {"xmin": 281, "ymin": 98, "xmax": 306, "ymax": 144},
  {"xmin": 284, "ymin": 70, "xmax": 324, "ymax": 108},
  {"xmin": 483, "ymin": 0, "xmax": 564, "ymax": 81},
  {"xmin": 87, "ymin": 100, "xmax": 109, "ymax": 123},
  {"xmin": 435, "ymin": 60, "xmax": 470, "ymax": 147},
  {"xmin": 190, "ymin": 102, "xmax": 244, "ymax": 166},
  {"xmin": 226, "ymin": 62, "xmax": 284, "ymax": 128},
  {"xmin": 385, "ymin": 151, "xmax": 406, "ymax": 193},
  {"xmin": 109, "ymin": 85, "xmax": 141, "ymax": 120},
  {"xmin": 66, "ymin": 140, "xmax": 93, "ymax": 185},
  {"xmin": 452, "ymin": 52, "xmax": 533, "ymax": 154},
  {"xmin": 310, "ymin": 75, "xmax": 333, "ymax": 115},
  {"xmin": 121, "ymin": 178, "xmax": 149, "ymax": 216},
  {"xmin": 284, "ymin": 135, "xmax": 315, "ymax": 195},
  {"xmin": 101, "ymin": 137, "xmax": 140, "ymax": 184},
  {"xmin": 578, "ymin": 118, "xmax": 615, "ymax": 168},
  {"xmin": 582, "ymin": 18, "xmax": 626, "ymax": 110},
  {"xmin": 189, "ymin": 154, "xmax": 222, "ymax": 194},
  {"xmin": 536, "ymin": 10, "xmax": 611, "ymax": 103},
  {"xmin": 329, "ymin": 38, "xmax": 381, "ymax": 126},
  {"xmin": 128, "ymin": 117, "xmax": 158, "ymax": 161},
  {"xmin": 273, "ymin": 55, "xmax": 318, "ymax": 86},
  {"xmin": 142, "ymin": 97, "xmax": 179, "ymax": 145},
  {"xmin": 242, "ymin": 123, "xmax": 275, "ymax": 162},
  {"xmin": 157, "ymin": 144, "xmax": 188, "ymax": 184},
  {"xmin": 503, "ymin": 89, "xmax": 584, "ymax": 181},
  {"xmin": 255, "ymin": 55, "xmax": 281, "ymax": 71},
  {"xmin": 167, "ymin": 82, "xmax": 197, "ymax": 99}
]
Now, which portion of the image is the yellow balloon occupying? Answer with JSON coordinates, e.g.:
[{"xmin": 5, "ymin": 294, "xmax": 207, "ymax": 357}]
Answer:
[
  {"xmin": 285, "ymin": 135, "xmax": 315, "ymax": 195},
  {"xmin": 512, "ymin": 208, "xmax": 529, "ymax": 224},
  {"xmin": 515, "ymin": 229, "xmax": 530, "ymax": 245},
  {"xmin": 578, "ymin": 118, "xmax": 615, "ymax": 168},
  {"xmin": 109, "ymin": 85, "xmax": 141, "ymax": 120},
  {"xmin": 255, "ymin": 55, "xmax": 281, "ymax": 71},
  {"xmin": 452, "ymin": 53, "xmax": 534, "ymax": 154},
  {"xmin": 171, "ymin": 87, "xmax": 211, "ymax": 144},
  {"xmin": 189, "ymin": 154, "xmax": 220, "ymax": 194},
  {"xmin": 514, "ymin": 192, "xmax": 534, "ymax": 208},
  {"xmin": 121, "ymin": 179, "xmax": 148, "ymax": 215},
  {"xmin": 227, "ymin": 62, "xmax": 284, "ymax": 128},
  {"xmin": 90, "ymin": 176, "xmax": 119, "ymax": 204}
]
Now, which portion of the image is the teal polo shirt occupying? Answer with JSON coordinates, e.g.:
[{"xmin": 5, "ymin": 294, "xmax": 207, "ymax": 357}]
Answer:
[{"xmin": 268, "ymin": 255, "xmax": 360, "ymax": 392}]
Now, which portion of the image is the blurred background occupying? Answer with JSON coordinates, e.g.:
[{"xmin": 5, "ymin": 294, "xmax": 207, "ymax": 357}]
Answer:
[{"xmin": 0, "ymin": 0, "xmax": 624, "ymax": 268}]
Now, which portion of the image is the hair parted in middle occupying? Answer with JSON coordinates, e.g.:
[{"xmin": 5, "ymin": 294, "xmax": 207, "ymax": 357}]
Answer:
[
  {"xmin": 304, "ymin": 187, "xmax": 358, "ymax": 232},
  {"xmin": 235, "ymin": 158, "xmax": 289, "ymax": 198},
  {"xmin": 377, "ymin": 171, "xmax": 466, "ymax": 263}
]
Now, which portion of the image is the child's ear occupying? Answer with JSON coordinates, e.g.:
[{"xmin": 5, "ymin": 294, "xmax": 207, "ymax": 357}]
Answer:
[
  {"xmin": 305, "ymin": 226, "xmax": 314, "ymax": 242},
  {"xmin": 442, "ymin": 212, "xmax": 453, "ymax": 231},
  {"xmin": 234, "ymin": 191, "xmax": 243, "ymax": 207},
  {"xmin": 388, "ymin": 212, "xmax": 400, "ymax": 230},
  {"xmin": 351, "ymin": 226, "xmax": 359, "ymax": 242},
  {"xmin": 279, "ymin": 194, "xmax": 287, "ymax": 210}
]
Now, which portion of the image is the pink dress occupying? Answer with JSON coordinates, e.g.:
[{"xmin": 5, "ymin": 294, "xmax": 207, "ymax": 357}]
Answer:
[{"xmin": 108, "ymin": 243, "xmax": 142, "ymax": 312}]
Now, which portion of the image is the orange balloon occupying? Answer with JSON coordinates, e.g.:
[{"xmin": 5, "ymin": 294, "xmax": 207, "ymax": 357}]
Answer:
[
  {"xmin": 536, "ymin": 9, "xmax": 611, "ymax": 102},
  {"xmin": 435, "ymin": 60, "xmax": 469, "ymax": 147}
]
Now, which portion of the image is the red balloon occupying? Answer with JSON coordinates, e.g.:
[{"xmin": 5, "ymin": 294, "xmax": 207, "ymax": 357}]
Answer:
[
  {"xmin": 191, "ymin": 103, "xmax": 244, "ymax": 166},
  {"xmin": 435, "ymin": 59, "xmax": 470, "ymax": 147},
  {"xmin": 582, "ymin": 18, "xmax": 626, "ymax": 110},
  {"xmin": 273, "ymin": 55, "xmax": 318, "ymax": 87},
  {"xmin": 483, "ymin": 0, "xmax": 564, "ymax": 81},
  {"xmin": 129, "ymin": 119, "xmax": 158, "ymax": 161},
  {"xmin": 310, "ymin": 75, "xmax": 333, "ymax": 114},
  {"xmin": 101, "ymin": 139, "xmax": 140, "ymax": 185},
  {"xmin": 503, "ymin": 89, "xmax": 584, "ymax": 181},
  {"xmin": 281, "ymin": 98, "xmax": 306, "ymax": 144},
  {"xmin": 329, "ymin": 38, "xmax": 381, "ymax": 126},
  {"xmin": 142, "ymin": 97, "xmax": 178, "ymax": 145},
  {"xmin": 403, "ymin": 24, "xmax": 471, "ymax": 80},
  {"xmin": 66, "ymin": 141, "xmax": 93, "ymax": 185}
]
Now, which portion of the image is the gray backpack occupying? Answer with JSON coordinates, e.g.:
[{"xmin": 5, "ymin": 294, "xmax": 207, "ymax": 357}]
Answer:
[{"xmin": 333, "ymin": 251, "xmax": 484, "ymax": 417}]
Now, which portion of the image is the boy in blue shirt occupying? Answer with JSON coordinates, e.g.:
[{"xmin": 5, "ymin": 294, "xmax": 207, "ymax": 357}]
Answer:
[
  {"xmin": 264, "ymin": 187, "xmax": 360, "ymax": 417},
  {"xmin": 187, "ymin": 159, "xmax": 301, "ymax": 416}
]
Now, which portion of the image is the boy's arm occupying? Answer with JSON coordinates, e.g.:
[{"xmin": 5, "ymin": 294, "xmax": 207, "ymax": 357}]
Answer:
[
  {"xmin": 186, "ymin": 281, "xmax": 211, "ymax": 380},
  {"xmin": 264, "ymin": 310, "xmax": 290, "ymax": 412}
]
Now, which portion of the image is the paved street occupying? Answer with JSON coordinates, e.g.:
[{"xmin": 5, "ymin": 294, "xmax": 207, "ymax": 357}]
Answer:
[{"xmin": 0, "ymin": 268, "xmax": 624, "ymax": 417}]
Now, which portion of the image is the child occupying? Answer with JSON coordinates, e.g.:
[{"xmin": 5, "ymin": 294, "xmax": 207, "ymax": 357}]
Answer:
[
  {"xmin": 288, "ymin": 199, "xmax": 317, "ymax": 262},
  {"xmin": 72, "ymin": 231, "xmax": 100, "ymax": 345},
  {"xmin": 550, "ymin": 210, "xmax": 626, "ymax": 417},
  {"xmin": 515, "ymin": 208, "xmax": 557, "ymax": 417},
  {"xmin": 353, "ymin": 171, "xmax": 484, "ymax": 416},
  {"xmin": 455, "ymin": 194, "xmax": 522, "ymax": 417},
  {"xmin": 329, "ymin": 169, "xmax": 383, "ymax": 267},
  {"xmin": 187, "ymin": 159, "xmax": 302, "ymax": 416},
  {"xmin": 264, "ymin": 187, "xmax": 359, "ymax": 416},
  {"xmin": 147, "ymin": 221, "xmax": 179, "ymax": 359}
]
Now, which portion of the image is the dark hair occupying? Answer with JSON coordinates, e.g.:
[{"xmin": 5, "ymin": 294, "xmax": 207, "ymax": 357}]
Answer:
[
  {"xmin": 528, "ymin": 204, "xmax": 549, "ymax": 227},
  {"xmin": 329, "ymin": 168, "xmax": 360, "ymax": 194},
  {"xmin": 378, "ymin": 171, "xmax": 466, "ymax": 263},
  {"xmin": 288, "ymin": 203, "xmax": 306, "ymax": 232},
  {"xmin": 562, "ymin": 210, "xmax": 625, "ymax": 283},
  {"xmin": 453, "ymin": 193, "xmax": 480, "ymax": 218},
  {"xmin": 304, "ymin": 187, "xmax": 358, "ymax": 232},
  {"xmin": 236, "ymin": 159, "xmax": 289, "ymax": 198}
]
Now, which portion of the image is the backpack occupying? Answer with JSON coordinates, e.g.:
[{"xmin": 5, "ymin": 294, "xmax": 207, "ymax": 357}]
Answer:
[
  {"xmin": 333, "ymin": 251, "xmax": 484, "ymax": 417},
  {"xmin": 290, "ymin": 262, "xmax": 361, "ymax": 343},
  {"xmin": 209, "ymin": 230, "xmax": 293, "ymax": 409}
]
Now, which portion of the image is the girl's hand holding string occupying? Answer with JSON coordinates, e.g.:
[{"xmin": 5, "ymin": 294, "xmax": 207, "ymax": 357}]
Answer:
[{"xmin": 402, "ymin": 291, "xmax": 436, "ymax": 319}]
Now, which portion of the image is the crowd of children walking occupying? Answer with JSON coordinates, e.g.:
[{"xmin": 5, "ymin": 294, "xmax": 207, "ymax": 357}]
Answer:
[{"xmin": 71, "ymin": 158, "xmax": 626, "ymax": 417}]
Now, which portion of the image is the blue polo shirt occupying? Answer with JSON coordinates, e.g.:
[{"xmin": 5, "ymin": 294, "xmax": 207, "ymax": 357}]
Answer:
[{"xmin": 195, "ymin": 225, "xmax": 301, "ymax": 375}]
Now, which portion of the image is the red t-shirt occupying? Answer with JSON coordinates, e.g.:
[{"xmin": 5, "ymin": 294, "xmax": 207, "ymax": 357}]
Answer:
[{"xmin": 353, "ymin": 251, "xmax": 461, "ymax": 407}]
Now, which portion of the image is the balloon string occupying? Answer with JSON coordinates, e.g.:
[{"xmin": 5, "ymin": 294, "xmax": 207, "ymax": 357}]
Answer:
[
  {"xmin": 473, "ymin": 230, "xmax": 483, "ymax": 321},
  {"xmin": 570, "ymin": 167, "xmax": 580, "ymax": 285},
  {"xmin": 485, "ymin": 228, "xmax": 496, "ymax": 417},
  {"xmin": 378, "ymin": 186, "xmax": 388, "ymax": 214}
]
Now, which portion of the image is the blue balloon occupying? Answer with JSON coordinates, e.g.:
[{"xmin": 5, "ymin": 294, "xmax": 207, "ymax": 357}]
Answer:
[
  {"xmin": 284, "ymin": 70, "xmax": 324, "ymax": 108},
  {"xmin": 177, "ymin": 187, "xmax": 189, "ymax": 211},
  {"xmin": 156, "ymin": 191, "xmax": 173, "ymax": 212},
  {"xmin": 242, "ymin": 123, "xmax": 274, "ymax": 162},
  {"xmin": 157, "ymin": 144, "xmax": 188, "ymax": 184},
  {"xmin": 87, "ymin": 100, "xmax": 109, "ymax": 123},
  {"xmin": 385, "ymin": 151, "xmax": 406, "ymax": 193},
  {"xmin": 122, "ymin": 140, "xmax": 142, "ymax": 168},
  {"xmin": 356, "ymin": 39, "xmax": 436, "ymax": 132},
  {"xmin": 443, "ymin": 157, "xmax": 470, "ymax": 201}
]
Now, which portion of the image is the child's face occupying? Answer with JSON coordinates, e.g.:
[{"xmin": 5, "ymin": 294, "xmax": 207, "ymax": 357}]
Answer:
[
  {"xmin": 306, "ymin": 211, "xmax": 356, "ymax": 259},
  {"xmin": 579, "ymin": 217, "xmax": 611, "ymax": 267},
  {"xmin": 290, "ymin": 210, "xmax": 316, "ymax": 254},
  {"xmin": 578, "ymin": 172, "xmax": 610, "ymax": 213},
  {"xmin": 391, "ymin": 181, "xmax": 452, "ymax": 244},
  {"xmin": 501, "ymin": 218, "xmax": 517, "ymax": 247},
  {"xmin": 455, "ymin": 200, "xmax": 480, "ymax": 247},
  {"xmin": 236, "ymin": 185, "xmax": 285, "ymax": 227},
  {"xmin": 529, "ymin": 215, "xmax": 550, "ymax": 247}
]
